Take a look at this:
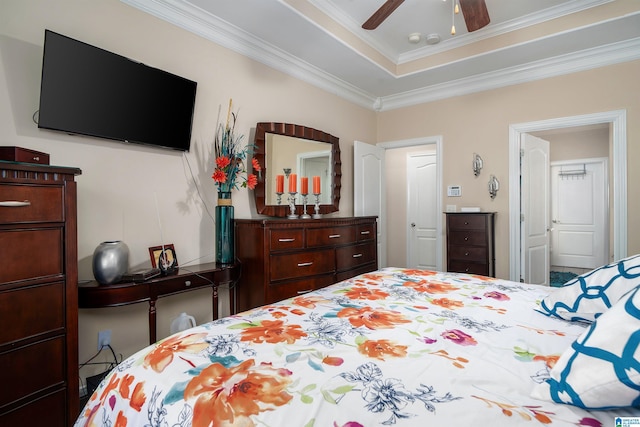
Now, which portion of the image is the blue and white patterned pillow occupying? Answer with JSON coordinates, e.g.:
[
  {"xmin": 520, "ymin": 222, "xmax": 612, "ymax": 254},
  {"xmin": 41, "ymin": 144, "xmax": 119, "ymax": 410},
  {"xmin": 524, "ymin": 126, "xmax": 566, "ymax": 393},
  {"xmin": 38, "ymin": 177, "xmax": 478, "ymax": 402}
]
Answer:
[
  {"xmin": 531, "ymin": 285, "xmax": 640, "ymax": 409},
  {"xmin": 539, "ymin": 254, "xmax": 640, "ymax": 322}
]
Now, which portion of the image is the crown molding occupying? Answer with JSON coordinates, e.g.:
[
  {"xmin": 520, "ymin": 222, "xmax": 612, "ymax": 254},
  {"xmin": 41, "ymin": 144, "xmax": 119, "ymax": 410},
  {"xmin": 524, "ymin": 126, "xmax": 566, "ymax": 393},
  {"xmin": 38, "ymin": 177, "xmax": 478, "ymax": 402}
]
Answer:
[
  {"xmin": 123, "ymin": 0, "xmax": 640, "ymax": 112},
  {"xmin": 121, "ymin": 0, "xmax": 377, "ymax": 109},
  {"xmin": 377, "ymin": 37, "xmax": 640, "ymax": 111}
]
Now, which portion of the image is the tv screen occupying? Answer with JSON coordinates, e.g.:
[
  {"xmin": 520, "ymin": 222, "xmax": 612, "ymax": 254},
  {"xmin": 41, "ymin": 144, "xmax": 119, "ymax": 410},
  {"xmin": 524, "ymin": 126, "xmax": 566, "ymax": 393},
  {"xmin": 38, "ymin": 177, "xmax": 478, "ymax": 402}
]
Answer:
[{"xmin": 38, "ymin": 30, "xmax": 197, "ymax": 152}]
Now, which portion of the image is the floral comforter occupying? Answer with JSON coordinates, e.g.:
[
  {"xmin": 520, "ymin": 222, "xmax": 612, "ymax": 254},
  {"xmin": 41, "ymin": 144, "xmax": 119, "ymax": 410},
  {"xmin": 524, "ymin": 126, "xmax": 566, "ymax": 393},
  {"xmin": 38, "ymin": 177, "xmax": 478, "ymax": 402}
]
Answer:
[{"xmin": 76, "ymin": 268, "xmax": 640, "ymax": 426}]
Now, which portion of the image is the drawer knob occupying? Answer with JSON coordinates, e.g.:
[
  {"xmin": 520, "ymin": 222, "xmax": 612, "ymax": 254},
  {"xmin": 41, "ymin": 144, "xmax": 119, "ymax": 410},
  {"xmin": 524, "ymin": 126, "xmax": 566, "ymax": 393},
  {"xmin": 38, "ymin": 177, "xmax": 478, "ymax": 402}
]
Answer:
[
  {"xmin": 296, "ymin": 289, "xmax": 312, "ymax": 294},
  {"xmin": 297, "ymin": 262, "xmax": 313, "ymax": 267},
  {"xmin": 464, "ymin": 252, "xmax": 469, "ymax": 256},
  {"xmin": 185, "ymin": 280, "xmax": 191, "ymax": 287},
  {"xmin": 0, "ymin": 200, "xmax": 31, "ymax": 207},
  {"xmin": 464, "ymin": 237, "xmax": 469, "ymax": 241},
  {"xmin": 360, "ymin": 231, "xmax": 370, "ymax": 235},
  {"xmin": 328, "ymin": 234, "xmax": 341, "ymax": 239},
  {"xmin": 465, "ymin": 268, "xmax": 470, "ymax": 272},
  {"xmin": 278, "ymin": 238, "xmax": 295, "ymax": 242},
  {"xmin": 464, "ymin": 221, "xmax": 469, "ymax": 225},
  {"xmin": 352, "ymin": 253, "xmax": 363, "ymax": 258}
]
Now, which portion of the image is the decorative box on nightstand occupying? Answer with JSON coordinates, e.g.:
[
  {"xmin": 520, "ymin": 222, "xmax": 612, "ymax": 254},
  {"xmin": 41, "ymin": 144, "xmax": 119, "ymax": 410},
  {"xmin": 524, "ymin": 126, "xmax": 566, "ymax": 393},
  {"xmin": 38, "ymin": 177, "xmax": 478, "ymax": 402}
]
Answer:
[{"xmin": 0, "ymin": 146, "xmax": 50, "ymax": 165}]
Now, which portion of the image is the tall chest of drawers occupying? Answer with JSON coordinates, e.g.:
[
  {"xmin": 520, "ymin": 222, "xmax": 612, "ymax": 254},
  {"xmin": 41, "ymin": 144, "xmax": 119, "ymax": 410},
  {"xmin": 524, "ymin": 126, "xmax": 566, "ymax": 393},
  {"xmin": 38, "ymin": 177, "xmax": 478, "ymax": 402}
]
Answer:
[
  {"xmin": 235, "ymin": 217, "xmax": 377, "ymax": 312},
  {"xmin": 0, "ymin": 161, "xmax": 81, "ymax": 426},
  {"xmin": 446, "ymin": 212, "xmax": 496, "ymax": 277}
]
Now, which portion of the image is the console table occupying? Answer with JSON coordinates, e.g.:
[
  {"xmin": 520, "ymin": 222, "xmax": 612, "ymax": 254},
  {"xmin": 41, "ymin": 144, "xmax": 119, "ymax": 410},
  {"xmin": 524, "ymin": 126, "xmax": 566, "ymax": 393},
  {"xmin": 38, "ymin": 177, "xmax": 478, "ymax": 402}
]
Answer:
[{"xmin": 78, "ymin": 262, "xmax": 240, "ymax": 344}]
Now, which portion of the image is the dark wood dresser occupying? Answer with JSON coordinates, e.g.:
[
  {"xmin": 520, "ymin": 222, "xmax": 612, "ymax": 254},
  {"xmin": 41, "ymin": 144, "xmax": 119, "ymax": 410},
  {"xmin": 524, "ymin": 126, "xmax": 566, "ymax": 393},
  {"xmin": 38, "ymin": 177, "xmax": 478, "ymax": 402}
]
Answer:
[
  {"xmin": 446, "ymin": 212, "xmax": 496, "ymax": 277},
  {"xmin": 0, "ymin": 161, "xmax": 81, "ymax": 426},
  {"xmin": 235, "ymin": 216, "xmax": 377, "ymax": 312}
]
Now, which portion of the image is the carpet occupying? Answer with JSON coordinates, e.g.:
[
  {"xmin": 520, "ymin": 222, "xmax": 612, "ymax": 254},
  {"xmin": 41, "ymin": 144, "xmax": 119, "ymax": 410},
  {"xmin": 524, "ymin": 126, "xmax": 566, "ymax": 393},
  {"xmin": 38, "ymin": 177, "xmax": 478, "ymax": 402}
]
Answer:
[{"xmin": 550, "ymin": 271, "xmax": 578, "ymax": 287}]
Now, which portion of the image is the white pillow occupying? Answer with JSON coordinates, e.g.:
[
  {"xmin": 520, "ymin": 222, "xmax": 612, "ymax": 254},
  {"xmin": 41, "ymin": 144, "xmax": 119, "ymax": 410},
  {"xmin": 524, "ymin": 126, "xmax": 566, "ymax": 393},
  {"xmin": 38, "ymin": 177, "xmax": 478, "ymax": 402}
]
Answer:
[
  {"xmin": 539, "ymin": 254, "xmax": 640, "ymax": 322},
  {"xmin": 531, "ymin": 285, "xmax": 640, "ymax": 409}
]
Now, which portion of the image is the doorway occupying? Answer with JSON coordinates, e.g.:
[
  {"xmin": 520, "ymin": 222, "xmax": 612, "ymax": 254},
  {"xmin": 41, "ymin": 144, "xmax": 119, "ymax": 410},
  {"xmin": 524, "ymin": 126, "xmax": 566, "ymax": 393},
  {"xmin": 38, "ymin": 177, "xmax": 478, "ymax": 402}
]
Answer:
[
  {"xmin": 407, "ymin": 152, "xmax": 438, "ymax": 270},
  {"xmin": 508, "ymin": 110, "xmax": 627, "ymax": 283},
  {"xmin": 354, "ymin": 137, "xmax": 442, "ymax": 270},
  {"xmin": 550, "ymin": 158, "xmax": 609, "ymax": 271}
]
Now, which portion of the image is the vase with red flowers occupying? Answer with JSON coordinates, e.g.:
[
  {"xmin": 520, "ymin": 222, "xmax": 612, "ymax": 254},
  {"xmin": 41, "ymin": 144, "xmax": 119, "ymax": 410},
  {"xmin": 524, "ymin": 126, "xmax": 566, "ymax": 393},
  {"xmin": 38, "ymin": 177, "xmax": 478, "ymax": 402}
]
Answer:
[{"xmin": 211, "ymin": 99, "xmax": 260, "ymax": 263}]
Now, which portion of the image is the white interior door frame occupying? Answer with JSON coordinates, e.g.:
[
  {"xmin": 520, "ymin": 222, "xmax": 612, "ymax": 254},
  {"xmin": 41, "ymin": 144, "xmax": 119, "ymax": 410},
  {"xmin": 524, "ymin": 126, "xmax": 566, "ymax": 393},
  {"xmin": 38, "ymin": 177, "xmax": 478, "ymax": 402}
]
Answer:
[
  {"xmin": 379, "ymin": 136, "xmax": 443, "ymax": 270},
  {"xmin": 509, "ymin": 110, "xmax": 627, "ymax": 282}
]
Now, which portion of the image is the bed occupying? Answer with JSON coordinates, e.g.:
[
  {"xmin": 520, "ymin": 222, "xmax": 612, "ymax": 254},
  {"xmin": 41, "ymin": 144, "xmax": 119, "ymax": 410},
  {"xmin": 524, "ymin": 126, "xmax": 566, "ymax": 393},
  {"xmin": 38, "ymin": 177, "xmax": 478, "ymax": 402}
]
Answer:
[{"xmin": 75, "ymin": 262, "xmax": 640, "ymax": 426}]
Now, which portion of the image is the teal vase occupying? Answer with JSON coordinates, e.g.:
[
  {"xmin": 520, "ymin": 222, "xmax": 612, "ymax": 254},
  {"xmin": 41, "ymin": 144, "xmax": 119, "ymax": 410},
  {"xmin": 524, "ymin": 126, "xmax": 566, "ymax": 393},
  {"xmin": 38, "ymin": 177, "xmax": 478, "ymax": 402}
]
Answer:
[{"xmin": 216, "ymin": 192, "xmax": 234, "ymax": 264}]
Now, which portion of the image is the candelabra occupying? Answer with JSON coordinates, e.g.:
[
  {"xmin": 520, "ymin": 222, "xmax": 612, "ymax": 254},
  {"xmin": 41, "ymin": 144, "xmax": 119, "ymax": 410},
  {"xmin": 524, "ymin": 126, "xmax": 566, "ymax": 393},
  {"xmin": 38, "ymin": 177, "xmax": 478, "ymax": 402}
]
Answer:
[
  {"xmin": 288, "ymin": 192, "xmax": 299, "ymax": 219},
  {"xmin": 301, "ymin": 193, "xmax": 311, "ymax": 219},
  {"xmin": 312, "ymin": 192, "xmax": 322, "ymax": 219}
]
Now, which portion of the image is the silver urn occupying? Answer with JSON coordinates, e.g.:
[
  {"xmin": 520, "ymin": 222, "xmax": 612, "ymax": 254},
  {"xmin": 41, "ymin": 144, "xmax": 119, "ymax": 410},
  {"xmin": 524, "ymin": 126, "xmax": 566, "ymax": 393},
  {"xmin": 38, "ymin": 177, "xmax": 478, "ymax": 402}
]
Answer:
[{"xmin": 92, "ymin": 240, "xmax": 129, "ymax": 285}]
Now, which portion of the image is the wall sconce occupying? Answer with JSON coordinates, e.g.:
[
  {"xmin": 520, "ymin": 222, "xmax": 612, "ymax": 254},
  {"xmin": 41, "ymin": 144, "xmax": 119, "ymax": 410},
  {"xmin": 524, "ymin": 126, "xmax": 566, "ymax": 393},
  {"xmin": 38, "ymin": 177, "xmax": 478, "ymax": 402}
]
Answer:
[
  {"xmin": 472, "ymin": 153, "xmax": 483, "ymax": 176},
  {"xmin": 488, "ymin": 175, "xmax": 500, "ymax": 199}
]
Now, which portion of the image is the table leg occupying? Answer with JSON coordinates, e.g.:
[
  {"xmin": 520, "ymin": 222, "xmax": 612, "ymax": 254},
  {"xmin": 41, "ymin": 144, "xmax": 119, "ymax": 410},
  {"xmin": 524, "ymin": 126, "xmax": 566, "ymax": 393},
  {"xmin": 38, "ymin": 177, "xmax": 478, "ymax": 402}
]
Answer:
[
  {"xmin": 149, "ymin": 299, "xmax": 157, "ymax": 345},
  {"xmin": 212, "ymin": 286, "xmax": 219, "ymax": 320}
]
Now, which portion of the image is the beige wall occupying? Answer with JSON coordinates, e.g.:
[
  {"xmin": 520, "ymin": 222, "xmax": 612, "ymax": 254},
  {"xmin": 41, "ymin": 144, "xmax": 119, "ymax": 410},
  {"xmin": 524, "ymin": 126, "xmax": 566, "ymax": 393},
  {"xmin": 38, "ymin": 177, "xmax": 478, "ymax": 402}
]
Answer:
[
  {"xmin": 377, "ymin": 61, "xmax": 640, "ymax": 278},
  {"xmin": 0, "ymin": 0, "xmax": 376, "ymax": 381}
]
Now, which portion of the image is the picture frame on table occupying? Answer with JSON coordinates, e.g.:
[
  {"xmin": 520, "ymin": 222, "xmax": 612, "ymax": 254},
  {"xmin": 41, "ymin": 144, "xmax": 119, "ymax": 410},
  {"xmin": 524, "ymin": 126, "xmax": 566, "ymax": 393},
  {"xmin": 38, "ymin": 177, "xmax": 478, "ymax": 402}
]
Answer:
[{"xmin": 148, "ymin": 244, "xmax": 178, "ymax": 272}]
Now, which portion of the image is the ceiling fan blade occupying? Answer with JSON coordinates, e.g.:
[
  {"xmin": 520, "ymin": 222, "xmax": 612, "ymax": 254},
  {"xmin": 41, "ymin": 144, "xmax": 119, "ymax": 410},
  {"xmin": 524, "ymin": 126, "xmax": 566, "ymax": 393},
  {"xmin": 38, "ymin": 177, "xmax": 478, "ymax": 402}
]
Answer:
[
  {"xmin": 362, "ymin": 0, "xmax": 405, "ymax": 30},
  {"xmin": 458, "ymin": 0, "xmax": 490, "ymax": 32}
]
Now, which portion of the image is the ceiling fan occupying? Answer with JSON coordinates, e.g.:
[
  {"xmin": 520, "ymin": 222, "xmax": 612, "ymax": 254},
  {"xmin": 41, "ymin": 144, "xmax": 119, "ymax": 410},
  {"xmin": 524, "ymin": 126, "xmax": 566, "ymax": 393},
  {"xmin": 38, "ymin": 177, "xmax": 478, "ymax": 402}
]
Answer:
[{"xmin": 362, "ymin": 0, "xmax": 490, "ymax": 33}]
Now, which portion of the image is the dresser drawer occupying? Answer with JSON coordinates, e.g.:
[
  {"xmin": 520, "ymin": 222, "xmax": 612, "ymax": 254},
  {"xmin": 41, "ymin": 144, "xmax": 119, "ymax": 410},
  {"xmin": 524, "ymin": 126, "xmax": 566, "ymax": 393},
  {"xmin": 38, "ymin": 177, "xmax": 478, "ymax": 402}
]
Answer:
[
  {"xmin": 306, "ymin": 226, "xmax": 355, "ymax": 247},
  {"xmin": 356, "ymin": 223, "xmax": 375, "ymax": 242},
  {"xmin": 336, "ymin": 242, "xmax": 376, "ymax": 271},
  {"xmin": 448, "ymin": 260, "xmax": 490, "ymax": 276},
  {"xmin": 0, "ymin": 282, "xmax": 64, "ymax": 346},
  {"xmin": 447, "ymin": 246, "xmax": 487, "ymax": 262},
  {"xmin": 266, "ymin": 274, "xmax": 336, "ymax": 304},
  {"xmin": 0, "ymin": 336, "xmax": 65, "ymax": 406},
  {"xmin": 270, "ymin": 249, "xmax": 335, "ymax": 281},
  {"xmin": 447, "ymin": 214, "xmax": 487, "ymax": 231},
  {"xmin": 0, "ymin": 184, "xmax": 63, "ymax": 223},
  {"xmin": 0, "ymin": 228, "xmax": 63, "ymax": 283},
  {"xmin": 0, "ymin": 389, "xmax": 66, "ymax": 427},
  {"xmin": 336, "ymin": 263, "xmax": 377, "ymax": 282},
  {"xmin": 270, "ymin": 228, "xmax": 304, "ymax": 251},
  {"xmin": 448, "ymin": 230, "xmax": 486, "ymax": 246}
]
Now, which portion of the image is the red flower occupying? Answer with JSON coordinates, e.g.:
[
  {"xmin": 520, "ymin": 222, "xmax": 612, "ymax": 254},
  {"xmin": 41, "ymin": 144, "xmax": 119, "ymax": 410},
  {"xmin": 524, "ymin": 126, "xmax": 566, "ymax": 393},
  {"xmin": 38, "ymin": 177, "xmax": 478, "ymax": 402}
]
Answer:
[
  {"xmin": 252, "ymin": 157, "xmax": 261, "ymax": 172},
  {"xmin": 216, "ymin": 156, "xmax": 231, "ymax": 169},
  {"xmin": 246, "ymin": 174, "xmax": 258, "ymax": 190},
  {"xmin": 212, "ymin": 169, "xmax": 227, "ymax": 184}
]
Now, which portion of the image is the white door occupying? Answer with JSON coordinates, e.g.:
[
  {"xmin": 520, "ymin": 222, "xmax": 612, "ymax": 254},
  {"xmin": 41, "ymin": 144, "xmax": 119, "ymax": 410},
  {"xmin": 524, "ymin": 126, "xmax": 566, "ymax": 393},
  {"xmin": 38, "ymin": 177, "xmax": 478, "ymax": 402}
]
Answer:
[
  {"xmin": 407, "ymin": 153, "xmax": 437, "ymax": 270},
  {"xmin": 551, "ymin": 159, "xmax": 608, "ymax": 269},
  {"xmin": 354, "ymin": 141, "xmax": 386, "ymax": 267},
  {"xmin": 521, "ymin": 133, "xmax": 550, "ymax": 285}
]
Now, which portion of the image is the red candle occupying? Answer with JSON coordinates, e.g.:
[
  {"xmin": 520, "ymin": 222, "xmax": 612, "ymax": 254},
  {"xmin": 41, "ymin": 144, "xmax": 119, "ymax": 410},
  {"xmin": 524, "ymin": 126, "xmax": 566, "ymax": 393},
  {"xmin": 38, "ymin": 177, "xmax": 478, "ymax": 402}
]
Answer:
[
  {"xmin": 312, "ymin": 176, "xmax": 321, "ymax": 194},
  {"xmin": 288, "ymin": 173, "xmax": 297, "ymax": 193},
  {"xmin": 276, "ymin": 175, "xmax": 284, "ymax": 193},
  {"xmin": 300, "ymin": 176, "xmax": 309, "ymax": 195}
]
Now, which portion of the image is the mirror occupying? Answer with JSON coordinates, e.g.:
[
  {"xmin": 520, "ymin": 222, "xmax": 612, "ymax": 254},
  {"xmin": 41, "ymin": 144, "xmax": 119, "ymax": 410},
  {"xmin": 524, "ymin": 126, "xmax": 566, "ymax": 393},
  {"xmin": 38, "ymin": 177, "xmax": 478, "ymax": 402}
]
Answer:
[{"xmin": 253, "ymin": 122, "xmax": 341, "ymax": 217}]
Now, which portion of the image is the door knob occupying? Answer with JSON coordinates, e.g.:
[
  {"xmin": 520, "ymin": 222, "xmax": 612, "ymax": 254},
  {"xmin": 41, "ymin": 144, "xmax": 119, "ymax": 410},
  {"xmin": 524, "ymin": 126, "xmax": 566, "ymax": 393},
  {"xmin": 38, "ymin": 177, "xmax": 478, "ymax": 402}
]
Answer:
[{"xmin": 411, "ymin": 223, "xmax": 416, "ymax": 227}]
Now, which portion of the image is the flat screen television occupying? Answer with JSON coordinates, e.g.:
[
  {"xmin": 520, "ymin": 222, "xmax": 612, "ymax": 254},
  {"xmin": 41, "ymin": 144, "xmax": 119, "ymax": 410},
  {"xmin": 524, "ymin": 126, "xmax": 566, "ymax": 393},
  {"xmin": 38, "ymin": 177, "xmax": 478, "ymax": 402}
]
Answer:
[{"xmin": 38, "ymin": 30, "xmax": 197, "ymax": 152}]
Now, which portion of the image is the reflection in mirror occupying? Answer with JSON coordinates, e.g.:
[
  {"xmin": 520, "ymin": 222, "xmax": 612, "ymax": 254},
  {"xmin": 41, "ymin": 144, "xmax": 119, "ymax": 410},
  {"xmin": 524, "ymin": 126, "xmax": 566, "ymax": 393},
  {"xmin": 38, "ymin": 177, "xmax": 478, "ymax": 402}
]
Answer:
[
  {"xmin": 265, "ymin": 134, "xmax": 332, "ymax": 205},
  {"xmin": 253, "ymin": 122, "xmax": 341, "ymax": 218}
]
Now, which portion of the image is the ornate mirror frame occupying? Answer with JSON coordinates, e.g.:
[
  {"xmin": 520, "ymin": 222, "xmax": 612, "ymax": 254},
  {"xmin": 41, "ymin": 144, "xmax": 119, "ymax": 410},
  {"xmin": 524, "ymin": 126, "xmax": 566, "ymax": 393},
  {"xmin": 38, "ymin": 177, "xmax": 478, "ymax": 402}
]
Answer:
[{"xmin": 253, "ymin": 122, "xmax": 341, "ymax": 217}]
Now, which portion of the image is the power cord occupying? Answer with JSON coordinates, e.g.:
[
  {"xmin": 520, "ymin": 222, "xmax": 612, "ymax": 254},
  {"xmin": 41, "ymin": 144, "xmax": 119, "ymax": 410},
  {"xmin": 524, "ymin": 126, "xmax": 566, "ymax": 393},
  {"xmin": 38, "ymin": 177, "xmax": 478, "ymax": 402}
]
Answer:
[{"xmin": 79, "ymin": 344, "xmax": 122, "ymax": 399}]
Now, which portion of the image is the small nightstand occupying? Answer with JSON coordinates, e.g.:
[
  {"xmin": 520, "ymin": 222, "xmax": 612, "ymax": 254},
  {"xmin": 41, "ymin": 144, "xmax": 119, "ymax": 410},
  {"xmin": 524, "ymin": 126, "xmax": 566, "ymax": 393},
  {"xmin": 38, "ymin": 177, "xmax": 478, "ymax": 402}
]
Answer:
[{"xmin": 446, "ymin": 212, "xmax": 496, "ymax": 277}]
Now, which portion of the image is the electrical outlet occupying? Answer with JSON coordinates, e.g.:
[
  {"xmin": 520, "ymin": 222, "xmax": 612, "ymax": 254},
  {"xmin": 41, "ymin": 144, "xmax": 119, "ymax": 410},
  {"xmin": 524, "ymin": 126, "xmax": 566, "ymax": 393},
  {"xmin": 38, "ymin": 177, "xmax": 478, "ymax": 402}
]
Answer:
[{"xmin": 98, "ymin": 330, "xmax": 111, "ymax": 351}]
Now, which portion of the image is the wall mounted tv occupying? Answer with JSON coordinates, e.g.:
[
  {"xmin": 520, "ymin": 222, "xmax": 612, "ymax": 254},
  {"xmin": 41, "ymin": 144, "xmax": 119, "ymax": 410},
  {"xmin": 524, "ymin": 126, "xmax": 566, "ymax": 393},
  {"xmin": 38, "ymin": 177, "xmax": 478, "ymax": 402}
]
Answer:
[{"xmin": 38, "ymin": 30, "xmax": 197, "ymax": 152}]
